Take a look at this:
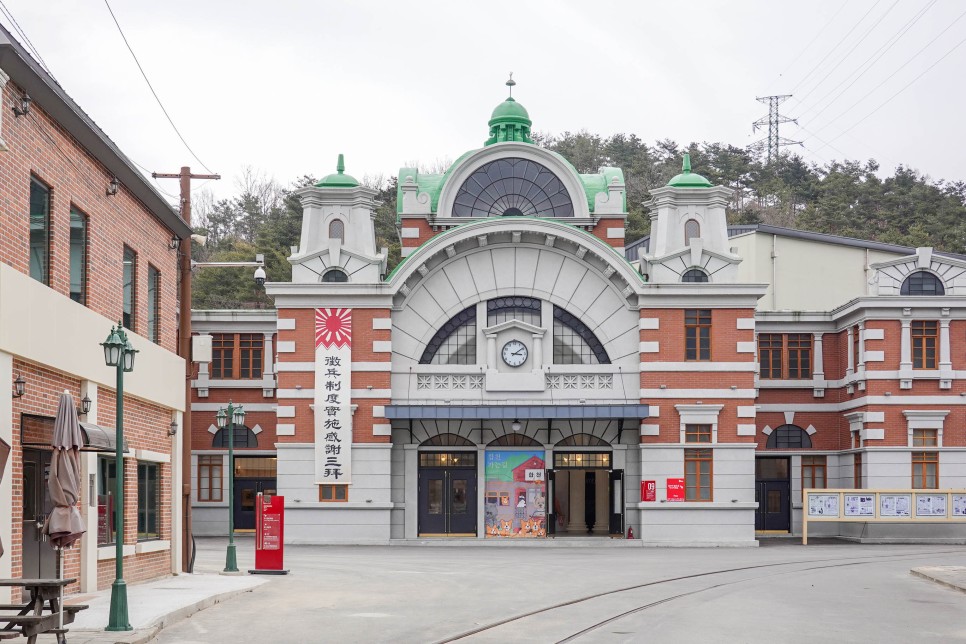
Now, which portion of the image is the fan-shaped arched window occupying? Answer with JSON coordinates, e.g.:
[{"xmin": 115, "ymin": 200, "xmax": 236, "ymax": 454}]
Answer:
[
  {"xmin": 553, "ymin": 305, "xmax": 610, "ymax": 364},
  {"xmin": 766, "ymin": 424, "xmax": 812, "ymax": 449},
  {"xmin": 419, "ymin": 306, "xmax": 477, "ymax": 364},
  {"xmin": 488, "ymin": 433, "xmax": 542, "ymax": 447},
  {"xmin": 555, "ymin": 433, "xmax": 608, "ymax": 447},
  {"xmin": 682, "ymin": 268, "xmax": 709, "ymax": 283},
  {"xmin": 422, "ymin": 433, "xmax": 475, "ymax": 447},
  {"xmin": 487, "ymin": 296, "xmax": 541, "ymax": 326},
  {"xmin": 322, "ymin": 269, "xmax": 348, "ymax": 283},
  {"xmin": 900, "ymin": 271, "xmax": 945, "ymax": 296},
  {"xmin": 329, "ymin": 219, "xmax": 345, "ymax": 241},
  {"xmin": 213, "ymin": 425, "xmax": 258, "ymax": 448},
  {"xmin": 684, "ymin": 219, "xmax": 701, "ymax": 245},
  {"xmin": 453, "ymin": 157, "xmax": 574, "ymax": 218}
]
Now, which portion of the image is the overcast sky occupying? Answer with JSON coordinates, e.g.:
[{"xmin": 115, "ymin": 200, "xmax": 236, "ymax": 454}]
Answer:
[{"xmin": 6, "ymin": 0, "xmax": 966, "ymax": 207}]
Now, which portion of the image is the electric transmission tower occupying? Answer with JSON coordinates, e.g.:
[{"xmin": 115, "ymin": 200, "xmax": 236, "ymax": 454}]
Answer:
[{"xmin": 750, "ymin": 95, "xmax": 802, "ymax": 163}]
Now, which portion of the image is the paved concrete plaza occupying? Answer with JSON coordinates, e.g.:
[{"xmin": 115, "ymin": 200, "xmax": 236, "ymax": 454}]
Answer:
[{"xmin": 140, "ymin": 537, "xmax": 966, "ymax": 643}]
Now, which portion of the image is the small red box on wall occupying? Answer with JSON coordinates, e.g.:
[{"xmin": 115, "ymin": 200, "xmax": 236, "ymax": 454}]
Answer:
[
  {"xmin": 251, "ymin": 493, "xmax": 288, "ymax": 575},
  {"xmin": 641, "ymin": 480, "xmax": 656, "ymax": 502},
  {"xmin": 666, "ymin": 478, "xmax": 685, "ymax": 502}
]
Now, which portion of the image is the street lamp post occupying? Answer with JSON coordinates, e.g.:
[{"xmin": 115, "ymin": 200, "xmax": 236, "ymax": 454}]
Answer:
[
  {"xmin": 216, "ymin": 401, "xmax": 245, "ymax": 573},
  {"xmin": 101, "ymin": 323, "xmax": 137, "ymax": 632}
]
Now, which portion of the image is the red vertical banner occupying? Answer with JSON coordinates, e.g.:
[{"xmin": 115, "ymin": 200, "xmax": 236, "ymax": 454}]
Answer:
[
  {"xmin": 666, "ymin": 478, "xmax": 685, "ymax": 502},
  {"xmin": 251, "ymin": 493, "xmax": 288, "ymax": 574},
  {"xmin": 642, "ymin": 480, "xmax": 656, "ymax": 502}
]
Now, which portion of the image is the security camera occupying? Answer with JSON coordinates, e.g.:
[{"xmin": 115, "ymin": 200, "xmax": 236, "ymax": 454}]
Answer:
[{"xmin": 254, "ymin": 265, "xmax": 266, "ymax": 287}]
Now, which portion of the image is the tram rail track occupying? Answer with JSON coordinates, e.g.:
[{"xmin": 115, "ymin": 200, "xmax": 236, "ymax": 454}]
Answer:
[{"xmin": 436, "ymin": 548, "xmax": 966, "ymax": 643}]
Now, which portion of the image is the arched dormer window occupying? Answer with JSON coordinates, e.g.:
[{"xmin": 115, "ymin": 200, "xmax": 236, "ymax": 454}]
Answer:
[
  {"xmin": 682, "ymin": 268, "xmax": 709, "ymax": 283},
  {"xmin": 766, "ymin": 424, "xmax": 812, "ymax": 449},
  {"xmin": 419, "ymin": 306, "xmax": 477, "ymax": 364},
  {"xmin": 453, "ymin": 158, "xmax": 574, "ymax": 218},
  {"xmin": 329, "ymin": 219, "xmax": 345, "ymax": 241},
  {"xmin": 684, "ymin": 219, "xmax": 700, "ymax": 245},
  {"xmin": 213, "ymin": 425, "xmax": 258, "ymax": 448},
  {"xmin": 322, "ymin": 269, "xmax": 348, "ymax": 283},
  {"xmin": 552, "ymin": 305, "xmax": 610, "ymax": 364},
  {"xmin": 900, "ymin": 271, "xmax": 945, "ymax": 296}
]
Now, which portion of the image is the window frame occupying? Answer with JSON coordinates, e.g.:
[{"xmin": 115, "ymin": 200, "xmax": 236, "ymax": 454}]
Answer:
[
  {"xmin": 123, "ymin": 245, "xmax": 137, "ymax": 331},
  {"xmin": 684, "ymin": 424, "xmax": 712, "ymax": 443},
  {"xmin": 319, "ymin": 484, "xmax": 348, "ymax": 502},
  {"xmin": 766, "ymin": 425, "xmax": 813, "ymax": 449},
  {"xmin": 685, "ymin": 448, "xmax": 713, "ymax": 502},
  {"xmin": 29, "ymin": 176, "xmax": 52, "ymax": 286},
  {"xmin": 69, "ymin": 206, "xmax": 88, "ymax": 305},
  {"xmin": 801, "ymin": 455, "xmax": 827, "ymax": 496},
  {"xmin": 321, "ymin": 268, "xmax": 349, "ymax": 283},
  {"xmin": 853, "ymin": 452, "xmax": 863, "ymax": 489},
  {"xmin": 901, "ymin": 271, "xmax": 945, "ymax": 296},
  {"xmin": 147, "ymin": 264, "xmax": 161, "ymax": 344},
  {"xmin": 684, "ymin": 219, "xmax": 700, "ymax": 245},
  {"xmin": 911, "ymin": 320, "xmax": 938, "ymax": 369},
  {"xmin": 197, "ymin": 455, "xmax": 223, "ymax": 502},
  {"xmin": 912, "ymin": 428, "xmax": 938, "ymax": 447},
  {"xmin": 912, "ymin": 451, "xmax": 939, "ymax": 489},
  {"xmin": 137, "ymin": 461, "xmax": 161, "ymax": 541},
  {"xmin": 210, "ymin": 333, "xmax": 264, "ymax": 380},
  {"xmin": 681, "ymin": 268, "xmax": 709, "ymax": 283},
  {"xmin": 97, "ymin": 456, "xmax": 118, "ymax": 546},
  {"xmin": 684, "ymin": 309, "xmax": 711, "ymax": 361},
  {"xmin": 328, "ymin": 219, "xmax": 345, "ymax": 241}
]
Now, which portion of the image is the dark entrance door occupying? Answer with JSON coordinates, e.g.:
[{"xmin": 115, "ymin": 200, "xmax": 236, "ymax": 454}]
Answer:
[
  {"xmin": 234, "ymin": 479, "xmax": 276, "ymax": 530},
  {"xmin": 755, "ymin": 457, "xmax": 791, "ymax": 531},
  {"xmin": 418, "ymin": 453, "xmax": 477, "ymax": 536},
  {"xmin": 609, "ymin": 469, "xmax": 624, "ymax": 536},
  {"xmin": 22, "ymin": 448, "xmax": 56, "ymax": 578},
  {"xmin": 545, "ymin": 469, "xmax": 556, "ymax": 536}
]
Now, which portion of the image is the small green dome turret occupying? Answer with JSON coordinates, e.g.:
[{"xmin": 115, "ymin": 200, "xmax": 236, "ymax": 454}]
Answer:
[
  {"xmin": 316, "ymin": 154, "xmax": 360, "ymax": 188},
  {"xmin": 485, "ymin": 74, "xmax": 534, "ymax": 146},
  {"xmin": 667, "ymin": 153, "xmax": 713, "ymax": 188}
]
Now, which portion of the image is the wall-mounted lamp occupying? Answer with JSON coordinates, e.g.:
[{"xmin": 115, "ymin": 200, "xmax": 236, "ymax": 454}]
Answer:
[
  {"xmin": 168, "ymin": 420, "xmax": 179, "ymax": 436},
  {"xmin": 106, "ymin": 176, "xmax": 119, "ymax": 197},
  {"xmin": 12, "ymin": 93, "xmax": 30, "ymax": 117},
  {"xmin": 12, "ymin": 374, "xmax": 25, "ymax": 398},
  {"xmin": 79, "ymin": 394, "xmax": 92, "ymax": 415},
  {"xmin": 511, "ymin": 419, "xmax": 522, "ymax": 432},
  {"xmin": 169, "ymin": 236, "xmax": 180, "ymax": 250}
]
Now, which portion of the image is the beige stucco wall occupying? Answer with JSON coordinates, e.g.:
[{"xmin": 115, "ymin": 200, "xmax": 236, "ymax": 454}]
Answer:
[
  {"xmin": 0, "ymin": 263, "xmax": 185, "ymax": 411},
  {"xmin": 732, "ymin": 232, "xmax": 906, "ymax": 312}
]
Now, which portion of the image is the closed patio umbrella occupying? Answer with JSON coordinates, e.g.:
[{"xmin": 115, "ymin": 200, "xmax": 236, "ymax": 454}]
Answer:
[{"xmin": 0, "ymin": 437, "xmax": 8, "ymax": 558}]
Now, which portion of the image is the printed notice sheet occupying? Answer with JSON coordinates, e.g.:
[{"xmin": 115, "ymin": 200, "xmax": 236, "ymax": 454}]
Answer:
[
  {"xmin": 916, "ymin": 494, "xmax": 947, "ymax": 516},
  {"xmin": 879, "ymin": 494, "xmax": 911, "ymax": 517},
  {"xmin": 808, "ymin": 494, "xmax": 839, "ymax": 517},
  {"xmin": 844, "ymin": 495, "xmax": 875, "ymax": 517},
  {"xmin": 953, "ymin": 495, "xmax": 966, "ymax": 517}
]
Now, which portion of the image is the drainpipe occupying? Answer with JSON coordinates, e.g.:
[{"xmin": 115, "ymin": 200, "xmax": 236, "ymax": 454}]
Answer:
[{"xmin": 771, "ymin": 235, "xmax": 778, "ymax": 310}]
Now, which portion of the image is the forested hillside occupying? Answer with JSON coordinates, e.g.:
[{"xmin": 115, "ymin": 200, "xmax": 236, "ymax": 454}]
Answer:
[{"xmin": 190, "ymin": 134, "xmax": 966, "ymax": 309}]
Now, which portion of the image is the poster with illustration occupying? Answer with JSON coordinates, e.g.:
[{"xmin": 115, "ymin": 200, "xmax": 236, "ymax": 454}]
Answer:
[{"xmin": 484, "ymin": 450, "xmax": 546, "ymax": 538}]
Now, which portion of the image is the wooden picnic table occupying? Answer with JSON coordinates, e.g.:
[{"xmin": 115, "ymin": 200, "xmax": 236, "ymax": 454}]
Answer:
[{"xmin": 0, "ymin": 579, "xmax": 87, "ymax": 644}]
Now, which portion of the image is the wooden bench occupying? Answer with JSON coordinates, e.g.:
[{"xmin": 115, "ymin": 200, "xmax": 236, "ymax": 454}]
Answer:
[{"xmin": 0, "ymin": 579, "xmax": 85, "ymax": 644}]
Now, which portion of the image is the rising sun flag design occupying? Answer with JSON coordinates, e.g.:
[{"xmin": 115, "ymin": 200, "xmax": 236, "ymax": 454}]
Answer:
[{"xmin": 315, "ymin": 308, "xmax": 352, "ymax": 349}]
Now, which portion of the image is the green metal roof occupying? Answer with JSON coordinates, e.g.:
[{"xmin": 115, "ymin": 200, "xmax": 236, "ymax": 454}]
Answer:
[
  {"xmin": 316, "ymin": 154, "xmax": 360, "ymax": 188},
  {"xmin": 666, "ymin": 153, "xmax": 713, "ymax": 188}
]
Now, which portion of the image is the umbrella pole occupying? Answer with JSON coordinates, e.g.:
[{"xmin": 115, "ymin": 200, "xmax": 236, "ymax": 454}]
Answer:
[{"xmin": 58, "ymin": 547, "xmax": 64, "ymax": 631}]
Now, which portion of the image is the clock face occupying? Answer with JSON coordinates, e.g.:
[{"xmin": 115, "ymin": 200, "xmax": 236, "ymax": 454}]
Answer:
[{"xmin": 501, "ymin": 340, "xmax": 528, "ymax": 367}]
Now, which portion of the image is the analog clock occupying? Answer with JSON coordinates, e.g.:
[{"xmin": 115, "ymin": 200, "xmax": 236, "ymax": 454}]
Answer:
[{"xmin": 501, "ymin": 340, "xmax": 528, "ymax": 367}]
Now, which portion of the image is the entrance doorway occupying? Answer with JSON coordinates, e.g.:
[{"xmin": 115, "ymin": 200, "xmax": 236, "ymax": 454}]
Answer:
[
  {"xmin": 22, "ymin": 448, "xmax": 56, "ymax": 578},
  {"xmin": 418, "ymin": 452, "xmax": 477, "ymax": 536},
  {"xmin": 232, "ymin": 456, "xmax": 277, "ymax": 531},
  {"xmin": 755, "ymin": 457, "xmax": 790, "ymax": 531},
  {"xmin": 548, "ymin": 451, "xmax": 623, "ymax": 537}
]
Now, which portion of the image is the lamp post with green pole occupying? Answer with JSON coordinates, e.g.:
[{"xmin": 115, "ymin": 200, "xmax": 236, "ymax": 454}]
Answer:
[
  {"xmin": 216, "ymin": 401, "xmax": 245, "ymax": 573},
  {"xmin": 101, "ymin": 323, "xmax": 137, "ymax": 632}
]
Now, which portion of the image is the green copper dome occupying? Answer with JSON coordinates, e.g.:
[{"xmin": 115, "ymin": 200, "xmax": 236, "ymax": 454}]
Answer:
[
  {"xmin": 667, "ymin": 153, "xmax": 713, "ymax": 188},
  {"xmin": 485, "ymin": 75, "xmax": 534, "ymax": 146},
  {"xmin": 316, "ymin": 154, "xmax": 360, "ymax": 188},
  {"xmin": 490, "ymin": 97, "xmax": 531, "ymax": 122}
]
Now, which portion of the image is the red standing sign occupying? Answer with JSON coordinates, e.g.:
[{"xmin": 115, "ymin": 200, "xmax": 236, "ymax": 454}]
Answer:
[
  {"xmin": 251, "ymin": 493, "xmax": 288, "ymax": 575},
  {"xmin": 641, "ymin": 480, "xmax": 656, "ymax": 502},
  {"xmin": 666, "ymin": 478, "xmax": 685, "ymax": 502}
]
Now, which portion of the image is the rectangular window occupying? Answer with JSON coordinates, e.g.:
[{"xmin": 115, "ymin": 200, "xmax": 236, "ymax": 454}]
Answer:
[
  {"xmin": 685, "ymin": 448, "xmax": 713, "ymax": 501},
  {"xmin": 786, "ymin": 334, "xmax": 812, "ymax": 379},
  {"xmin": 912, "ymin": 321, "xmax": 938, "ymax": 369},
  {"xmin": 137, "ymin": 462, "xmax": 161, "ymax": 540},
  {"xmin": 684, "ymin": 309, "xmax": 711, "ymax": 361},
  {"xmin": 758, "ymin": 334, "xmax": 783, "ymax": 379},
  {"xmin": 852, "ymin": 325, "xmax": 860, "ymax": 370},
  {"xmin": 197, "ymin": 455, "xmax": 223, "ymax": 502},
  {"xmin": 801, "ymin": 456, "xmax": 827, "ymax": 494},
  {"xmin": 853, "ymin": 452, "xmax": 863, "ymax": 489},
  {"xmin": 685, "ymin": 424, "xmax": 712, "ymax": 443},
  {"xmin": 913, "ymin": 429, "xmax": 938, "ymax": 447},
  {"xmin": 69, "ymin": 207, "xmax": 88, "ymax": 304},
  {"xmin": 147, "ymin": 265, "xmax": 160, "ymax": 344},
  {"xmin": 760, "ymin": 334, "xmax": 812, "ymax": 379},
  {"xmin": 211, "ymin": 333, "xmax": 264, "ymax": 379},
  {"xmin": 319, "ymin": 484, "xmax": 348, "ymax": 502},
  {"xmin": 97, "ymin": 457, "xmax": 117, "ymax": 546},
  {"xmin": 123, "ymin": 246, "xmax": 137, "ymax": 331},
  {"xmin": 29, "ymin": 177, "xmax": 51, "ymax": 285},
  {"xmin": 912, "ymin": 452, "xmax": 938, "ymax": 489}
]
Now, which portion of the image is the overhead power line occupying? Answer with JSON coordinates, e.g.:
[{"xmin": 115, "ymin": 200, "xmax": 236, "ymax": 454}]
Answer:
[
  {"xmin": 766, "ymin": 3, "xmax": 848, "ymax": 94},
  {"xmin": 0, "ymin": 0, "xmax": 51, "ymax": 74},
  {"xmin": 102, "ymin": 0, "xmax": 215, "ymax": 174},
  {"xmin": 750, "ymin": 95, "xmax": 802, "ymax": 164}
]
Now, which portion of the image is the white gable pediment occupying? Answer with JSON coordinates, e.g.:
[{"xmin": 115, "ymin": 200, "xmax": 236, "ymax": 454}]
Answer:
[{"xmin": 871, "ymin": 247, "xmax": 966, "ymax": 295}]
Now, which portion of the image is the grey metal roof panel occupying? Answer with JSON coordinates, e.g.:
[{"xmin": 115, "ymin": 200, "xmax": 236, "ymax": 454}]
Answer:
[
  {"xmin": 384, "ymin": 404, "xmax": 650, "ymax": 420},
  {"xmin": 0, "ymin": 25, "xmax": 190, "ymax": 238}
]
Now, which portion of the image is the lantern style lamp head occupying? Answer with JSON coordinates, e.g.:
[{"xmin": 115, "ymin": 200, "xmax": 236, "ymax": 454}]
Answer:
[
  {"xmin": 107, "ymin": 176, "xmax": 120, "ymax": 197},
  {"xmin": 121, "ymin": 338, "xmax": 137, "ymax": 373},
  {"xmin": 233, "ymin": 405, "xmax": 246, "ymax": 426},
  {"xmin": 12, "ymin": 374, "xmax": 25, "ymax": 398},
  {"xmin": 511, "ymin": 419, "xmax": 522, "ymax": 432},
  {"xmin": 216, "ymin": 408, "xmax": 228, "ymax": 429},
  {"xmin": 80, "ymin": 394, "xmax": 92, "ymax": 415},
  {"xmin": 12, "ymin": 93, "xmax": 30, "ymax": 117},
  {"xmin": 101, "ymin": 327, "xmax": 124, "ymax": 367}
]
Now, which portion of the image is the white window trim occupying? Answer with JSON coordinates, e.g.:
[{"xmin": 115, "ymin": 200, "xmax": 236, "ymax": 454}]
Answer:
[
  {"xmin": 903, "ymin": 410, "xmax": 949, "ymax": 448},
  {"xmin": 676, "ymin": 404, "xmax": 723, "ymax": 444}
]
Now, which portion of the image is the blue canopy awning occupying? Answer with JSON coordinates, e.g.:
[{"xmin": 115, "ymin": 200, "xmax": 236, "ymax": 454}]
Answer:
[{"xmin": 384, "ymin": 404, "xmax": 650, "ymax": 421}]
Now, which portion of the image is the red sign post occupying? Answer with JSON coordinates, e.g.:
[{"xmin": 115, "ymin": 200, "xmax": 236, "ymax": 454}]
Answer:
[
  {"xmin": 666, "ymin": 478, "xmax": 685, "ymax": 502},
  {"xmin": 251, "ymin": 493, "xmax": 288, "ymax": 575},
  {"xmin": 641, "ymin": 480, "xmax": 656, "ymax": 502}
]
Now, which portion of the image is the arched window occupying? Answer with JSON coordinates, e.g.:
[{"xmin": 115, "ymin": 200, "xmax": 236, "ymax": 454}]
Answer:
[
  {"xmin": 212, "ymin": 425, "xmax": 258, "ymax": 448},
  {"xmin": 487, "ymin": 296, "xmax": 541, "ymax": 326},
  {"xmin": 684, "ymin": 219, "xmax": 701, "ymax": 245},
  {"xmin": 419, "ymin": 306, "xmax": 477, "ymax": 364},
  {"xmin": 552, "ymin": 305, "xmax": 610, "ymax": 364},
  {"xmin": 322, "ymin": 269, "xmax": 348, "ymax": 283},
  {"xmin": 328, "ymin": 219, "xmax": 345, "ymax": 241},
  {"xmin": 488, "ymin": 433, "xmax": 542, "ymax": 447},
  {"xmin": 682, "ymin": 268, "xmax": 709, "ymax": 283},
  {"xmin": 901, "ymin": 271, "xmax": 945, "ymax": 296},
  {"xmin": 422, "ymin": 433, "xmax": 474, "ymax": 447},
  {"xmin": 766, "ymin": 424, "xmax": 812, "ymax": 449},
  {"xmin": 453, "ymin": 157, "xmax": 574, "ymax": 218},
  {"xmin": 556, "ymin": 433, "xmax": 608, "ymax": 447}
]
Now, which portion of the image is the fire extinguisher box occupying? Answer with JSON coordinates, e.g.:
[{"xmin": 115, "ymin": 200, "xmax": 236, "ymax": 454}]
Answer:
[{"xmin": 249, "ymin": 493, "xmax": 288, "ymax": 575}]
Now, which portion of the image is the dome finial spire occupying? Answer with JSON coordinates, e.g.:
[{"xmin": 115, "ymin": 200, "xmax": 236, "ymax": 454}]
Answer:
[
  {"xmin": 336, "ymin": 153, "xmax": 345, "ymax": 174},
  {"xmin": 506, "ymin": 72, "xmax": 515, "ymax": 99},
  {"xmin": 682, "ymin": 153, "xmax": 692, "ymax": 174}
]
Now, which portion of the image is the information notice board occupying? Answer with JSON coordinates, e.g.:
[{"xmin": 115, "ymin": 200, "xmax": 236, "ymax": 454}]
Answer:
[{"xmin": 252, "ymin": 493, "xmax": 288, "ymax": 574}]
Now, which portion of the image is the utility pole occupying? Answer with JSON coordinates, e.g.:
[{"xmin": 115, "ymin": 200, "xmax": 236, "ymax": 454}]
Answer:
[
  {"xmin": 152, "ymin": 166, "xmax": 220, "ymax": 573},
  {"xmin": 751, "ymin": 95, "xmax": 801, "ymax": 164}
]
